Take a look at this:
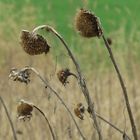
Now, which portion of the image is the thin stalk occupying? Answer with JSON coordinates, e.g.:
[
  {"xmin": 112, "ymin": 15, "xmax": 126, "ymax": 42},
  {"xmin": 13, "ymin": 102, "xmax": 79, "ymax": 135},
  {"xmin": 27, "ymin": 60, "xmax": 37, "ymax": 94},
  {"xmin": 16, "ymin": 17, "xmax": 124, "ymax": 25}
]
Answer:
[
  {"xmin": 108, "ymin": 70, "xmax": 113, "ymax": 139},
  {"xmin": 48, "ymin": 28, "xmax": 103, "ymax": 140},
  {"xmin": 29, "ymin": 67, "xmax": 86, "ymax": 140},
  {"xmin": 102, "ymin": 35, "xmax": 138, "ymax": 140},
  {"xmin": 0, "ymin": 96, "xmax": 17, "ymax": 140},
  {"xmin": 95, "ymin": 112, "xmax": 131, "ymax": 140},
  {"xmin": 32, "ymin": 25, "xmax": 103, "ymax": 140},
  {"xmin": 33, "ymin": 105, "xmax": 56, "ymax": 140}
]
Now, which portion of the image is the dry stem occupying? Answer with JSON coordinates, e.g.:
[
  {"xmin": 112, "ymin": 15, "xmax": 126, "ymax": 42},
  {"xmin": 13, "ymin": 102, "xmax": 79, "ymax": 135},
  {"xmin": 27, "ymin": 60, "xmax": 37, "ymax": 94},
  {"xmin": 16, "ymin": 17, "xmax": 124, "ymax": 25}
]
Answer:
[
  {"xmin": 95, "ymin": 112, "xmax": 131, "ymax": 140},
  {"xmin": 33, "ymin": 105, "xmax": 56, "ymax": 140},
  {"xmin": 0, "ymin": 96, "xmax": 17, "ymax": 140},
  {"xmin": 102, "ymin": 35, "xmax": 138, "ymax": 140},
  {"xmin": 26, "ymin": 67, "xmax": 86, "ymax": 140},
  {"xmin": 32, "ymin": 25, "xmax": 103, "ymax": 140}
]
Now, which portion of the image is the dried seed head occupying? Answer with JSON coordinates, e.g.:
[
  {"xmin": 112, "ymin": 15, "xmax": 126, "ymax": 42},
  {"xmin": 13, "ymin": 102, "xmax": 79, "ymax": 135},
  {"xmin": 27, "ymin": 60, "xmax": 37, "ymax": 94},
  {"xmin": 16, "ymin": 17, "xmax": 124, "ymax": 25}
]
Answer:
[
  {"xmin": 74, "ymin": 103, "xmax": 85, "ymax": 120},
  {"xmin": 20, "ymin": 30, "xmax": 50, "ymax": 55},
  {"xmin": 107, "ymin": 37, "xmax": 112, "ymax": 45},
  {"xmin": 57, "ymin": 68, "xmax": 72, "ymax": 86},
  {"xmin": 75, "ymin": 8, "xmax": 102, "ymax": 38},
  {"xmin": 9, "ymin": 67, "xmax": 30, "ymax": 84},
  {"xmin": 17, "ymin": 99, "xmax": 33, "ymax": 121},
  {"xmin": 77, "ymin": 103, "xmax": 85, "ymax": 114}
]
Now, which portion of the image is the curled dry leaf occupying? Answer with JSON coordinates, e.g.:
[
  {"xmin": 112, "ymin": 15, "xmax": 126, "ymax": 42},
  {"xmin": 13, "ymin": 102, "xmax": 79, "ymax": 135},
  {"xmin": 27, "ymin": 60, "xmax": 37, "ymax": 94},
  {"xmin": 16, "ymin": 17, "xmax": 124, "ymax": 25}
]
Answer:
[{"xmin": 9, "ymin": 67, "xmax": 31, "ymax": 84}]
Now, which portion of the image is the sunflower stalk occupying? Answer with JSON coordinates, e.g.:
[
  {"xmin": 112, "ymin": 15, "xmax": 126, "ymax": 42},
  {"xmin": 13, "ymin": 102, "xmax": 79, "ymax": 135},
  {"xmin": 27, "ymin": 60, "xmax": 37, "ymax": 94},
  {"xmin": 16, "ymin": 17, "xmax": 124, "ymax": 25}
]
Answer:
[
  {"xmin": 0, "ymin": 96, "xmax": 17, "ymax": 140},
  {"xmin": 33, "ymin": 105, "xmax": 56, "ymax": 140},
  {"xmin": 32, "ymin": 25, "xmax": 103, "ymax": 140},
  {"xmin": 102, "ymin": 34, "xmax": 138, "ymax": 140},
  {"xmin": 24, "ymin": 67, "xmax": 86, "ymax": 140}
]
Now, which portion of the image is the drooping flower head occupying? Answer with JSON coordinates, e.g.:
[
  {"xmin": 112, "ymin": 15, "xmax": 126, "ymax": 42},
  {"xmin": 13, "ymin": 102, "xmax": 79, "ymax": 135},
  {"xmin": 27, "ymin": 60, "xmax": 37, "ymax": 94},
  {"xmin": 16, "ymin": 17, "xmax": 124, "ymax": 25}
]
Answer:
[
  {"xmin": 75, "ymin": 8, "xmax": 102, "ymax": 38},
  {"xmin": 20, "ymin": 30, "xmax": 50, "ymax": 55}
]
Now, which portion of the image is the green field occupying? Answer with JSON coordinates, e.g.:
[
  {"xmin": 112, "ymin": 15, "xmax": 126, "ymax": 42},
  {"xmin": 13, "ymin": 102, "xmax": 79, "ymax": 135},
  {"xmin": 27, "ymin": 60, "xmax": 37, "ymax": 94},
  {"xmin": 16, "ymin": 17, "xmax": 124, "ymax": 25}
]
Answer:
[
  {"xmin": 0, "ymin": 0, "xmax": 140, "ymax": 39},
  {"xmin": 0, "ymin": 0, "xmax": 140, "ymax": 70}
]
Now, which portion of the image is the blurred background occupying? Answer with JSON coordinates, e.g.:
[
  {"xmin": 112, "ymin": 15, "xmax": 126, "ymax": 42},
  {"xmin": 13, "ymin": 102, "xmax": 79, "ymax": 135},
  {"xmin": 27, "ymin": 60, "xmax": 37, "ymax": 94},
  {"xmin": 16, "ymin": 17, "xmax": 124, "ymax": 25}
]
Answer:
[{"xmin": 0, "ymin": 0, "xmax": 140, "ymax": 140}]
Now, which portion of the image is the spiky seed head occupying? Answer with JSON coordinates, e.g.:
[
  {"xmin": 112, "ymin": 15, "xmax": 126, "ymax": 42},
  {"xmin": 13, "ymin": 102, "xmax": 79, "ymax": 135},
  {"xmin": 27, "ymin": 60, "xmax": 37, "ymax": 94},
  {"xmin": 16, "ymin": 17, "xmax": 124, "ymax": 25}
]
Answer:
[
  {"xmin": 57, "ymin": 68, "xmax": 71, "ymax": 86},
  {"xmin": 75, "ymin": 8, "xmax": 102, "ymax": 38},
  {"xmin": 20, "ymin": 30, "xmax": 50, "ymax": 55},
  {"xmin": 17, "ymin": 99, "xmax": 33, "ymax": 121}
]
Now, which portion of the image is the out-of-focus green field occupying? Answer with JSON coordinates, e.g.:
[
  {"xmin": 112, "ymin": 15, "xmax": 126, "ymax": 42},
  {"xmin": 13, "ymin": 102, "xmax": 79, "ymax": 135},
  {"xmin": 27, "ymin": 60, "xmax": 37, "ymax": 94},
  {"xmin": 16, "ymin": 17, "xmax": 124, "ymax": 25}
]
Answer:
[
  {"xmin": 0, "ymin": 0, "xmax": 140, "ymax": 38},
  {"xmin": 0, "ymin": 0, "xmax": 140, "ymax": 70},
  {"xmin": 0, "ymin": 0, "xmax": 140, "ymax": 140}
]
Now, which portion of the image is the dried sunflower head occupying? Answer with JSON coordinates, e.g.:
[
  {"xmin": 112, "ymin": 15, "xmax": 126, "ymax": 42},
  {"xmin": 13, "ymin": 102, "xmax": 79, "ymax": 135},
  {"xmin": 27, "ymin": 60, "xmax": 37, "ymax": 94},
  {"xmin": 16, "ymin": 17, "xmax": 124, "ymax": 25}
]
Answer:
[
  {"xmin": 57, "ymin": 68, "xmax": 72, "ymax": 86},
  {"xmin": 9, "ymin": 67, "xmax": 30, "ymax": 84},
  {"xmin": 75, "ymin": 8, "xmax": 102, "ymax": 38},
  {"xmin": 74, "ymin": 103, "xmax": 85, "ymax": 120},
  {"xmin": 17, "ymin": 99, "xmax": 33, "ymax": 121},
  {"xmin": 20, "ymin": 30, "xmax": 50, "ymax": 55}
]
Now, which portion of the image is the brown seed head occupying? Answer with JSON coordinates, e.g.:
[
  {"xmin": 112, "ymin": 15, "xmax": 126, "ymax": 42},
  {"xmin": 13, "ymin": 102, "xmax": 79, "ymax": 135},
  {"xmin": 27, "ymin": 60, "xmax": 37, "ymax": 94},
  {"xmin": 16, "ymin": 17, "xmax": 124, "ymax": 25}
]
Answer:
[
  {"xmin": 75, "ymin": 8, "xmax": 102, "ymax": 38},
  {"xmin": 20, "ymin": 30, "xmax": 50, "ymax": 55},
  {"xmin": 57, "ymin": 68, "xmax": 72, "ymax": 86},
  {"xmin": 74, "ymin": 103, "xmax": 85, "ymax": 120},
  {"xmin": 77, "ymin": 103, "xmax": 85, "ymax": 113},
  {"xmin": 17, "ymin": 100, "xmax": 33, "ymax": 121}
]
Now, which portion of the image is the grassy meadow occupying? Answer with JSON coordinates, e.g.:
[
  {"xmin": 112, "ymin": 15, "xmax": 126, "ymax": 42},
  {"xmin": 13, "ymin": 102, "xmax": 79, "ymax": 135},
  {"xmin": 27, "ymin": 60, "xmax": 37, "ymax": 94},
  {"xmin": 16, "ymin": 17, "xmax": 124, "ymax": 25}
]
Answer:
[{"xmin": 0, "ymin": 0, "xmax": 140, "ymax": 140}]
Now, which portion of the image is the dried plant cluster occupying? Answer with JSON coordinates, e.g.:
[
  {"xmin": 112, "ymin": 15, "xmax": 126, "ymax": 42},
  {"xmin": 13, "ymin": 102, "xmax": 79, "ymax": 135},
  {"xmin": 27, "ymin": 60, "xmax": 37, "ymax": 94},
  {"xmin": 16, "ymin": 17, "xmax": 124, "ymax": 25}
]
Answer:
[{"xmin": 5, "ymin": 7, "xmax": 137, "ymax": 140}]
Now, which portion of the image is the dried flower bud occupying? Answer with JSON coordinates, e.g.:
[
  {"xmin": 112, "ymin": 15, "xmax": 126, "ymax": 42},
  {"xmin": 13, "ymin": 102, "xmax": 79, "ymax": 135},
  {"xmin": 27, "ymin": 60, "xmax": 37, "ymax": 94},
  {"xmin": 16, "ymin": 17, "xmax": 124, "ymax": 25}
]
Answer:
[
  {"xmin": 107, "ymin": 37, "xmax": 112, "ymax": 45},
  {"xmin": 75, "ymin": 8, "xmax": 102, "ymax": 38},
  {"xmin": 57, "ymin": 68, "xmax": 76, "ymax": 86},
  {"xmin": 20, "ymin": 30, "xmax": 50, "ymax": 55},
  {"xmin": 17, "ymin": 99, "xmax": 33, "ymax": 121},
  {"xmin": 77, "ymin": 103, "xmax": 85, "ymax": 114},
  {"xmin": 9, "ymin": 67, "xmax": 30, "ymax": 84},
  {"xmin": 74, "ymin": 103, "xmax": 85, "ymax": 120}
]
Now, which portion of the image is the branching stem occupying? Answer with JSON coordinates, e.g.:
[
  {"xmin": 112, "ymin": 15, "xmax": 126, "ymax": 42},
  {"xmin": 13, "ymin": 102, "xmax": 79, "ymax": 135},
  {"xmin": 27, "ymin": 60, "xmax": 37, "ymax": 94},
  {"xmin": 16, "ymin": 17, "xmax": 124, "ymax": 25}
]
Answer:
[
  {"xmin": 28, "ymin": 67, "xmax": 86, "ymax": 140},
  {"xmin": 32, "ymin": 25, "xmax": 103, "ymax": 140}
]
